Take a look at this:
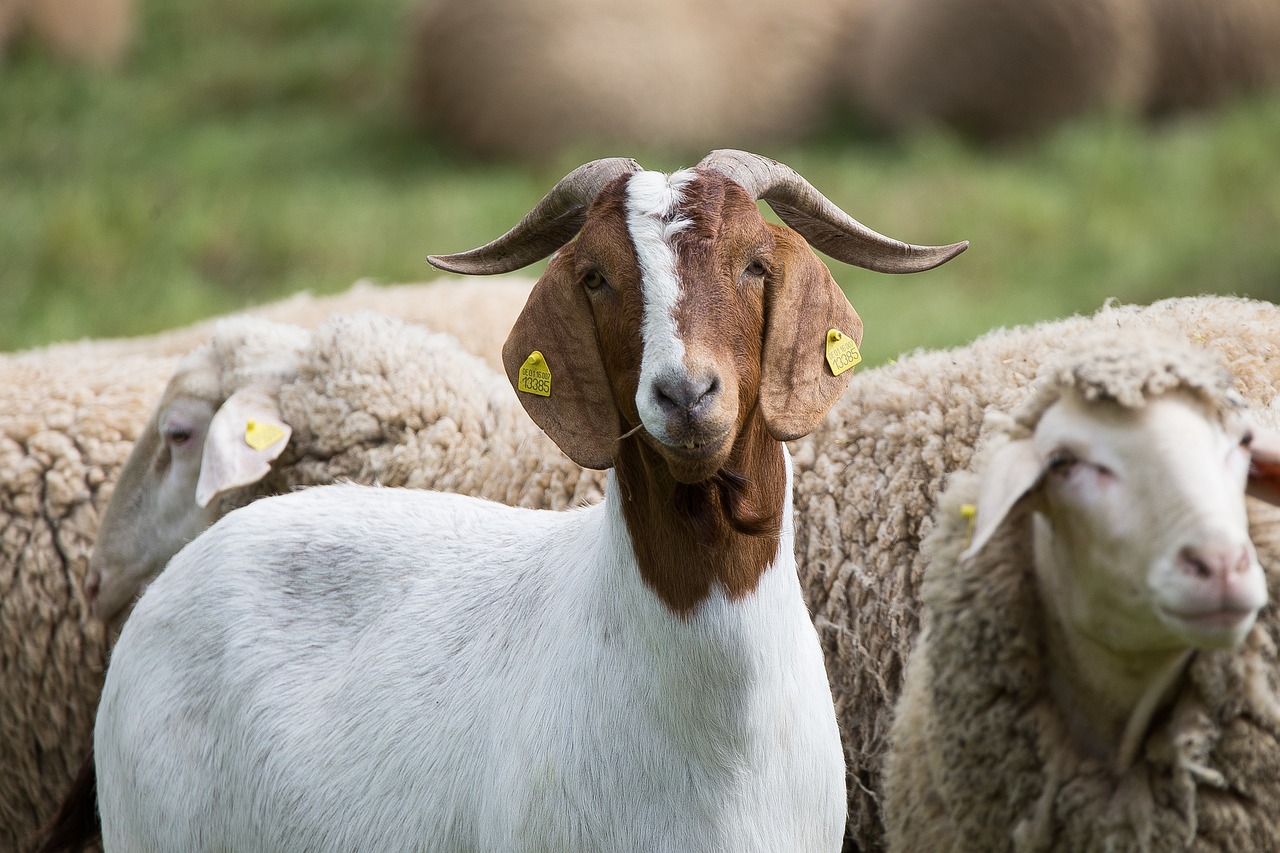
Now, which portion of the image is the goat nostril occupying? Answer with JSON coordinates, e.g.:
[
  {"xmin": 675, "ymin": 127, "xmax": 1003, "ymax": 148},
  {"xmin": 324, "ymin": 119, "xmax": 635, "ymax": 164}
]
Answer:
[
  {"xmin": 85, "ymin": 572, "xmax": 100, "ymax": 600},
  {"xmin": 654, "ymin": 374, "xmax": 717, "ymax": 414}
]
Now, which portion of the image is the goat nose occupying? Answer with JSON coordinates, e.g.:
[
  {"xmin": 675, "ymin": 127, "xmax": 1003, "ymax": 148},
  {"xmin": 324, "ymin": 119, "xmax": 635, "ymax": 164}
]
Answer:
[
  {"xmin": 1177, "ymin": 543, "xmax": 1251, "ymax": 582},
  {"xmin": 85, "ymin": 571, "xmax": 101, "ymax": 601},
  {"xmin": 653, "ymin": 372, "xmax": 719, "ymax": 417}
]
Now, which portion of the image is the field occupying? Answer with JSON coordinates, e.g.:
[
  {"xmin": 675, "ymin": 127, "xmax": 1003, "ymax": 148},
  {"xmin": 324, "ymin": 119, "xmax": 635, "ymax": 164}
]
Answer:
[{"xmin": 3, "ymin": 0, "xmax": 1279, "ymax": 365}]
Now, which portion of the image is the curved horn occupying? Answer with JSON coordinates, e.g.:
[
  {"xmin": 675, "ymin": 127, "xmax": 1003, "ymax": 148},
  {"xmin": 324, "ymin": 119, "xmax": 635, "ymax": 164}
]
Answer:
[
  {"xmin": 697, "ymin": 149, "xmax": 967, "ymax": 274},
  {"xmin": 428, "ymin": 157, "xmax": 643, "ymax": 276}
]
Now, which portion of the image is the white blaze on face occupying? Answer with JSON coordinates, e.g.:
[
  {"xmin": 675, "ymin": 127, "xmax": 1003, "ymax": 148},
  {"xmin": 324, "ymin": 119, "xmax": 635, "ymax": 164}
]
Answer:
[{"xmin": 625, "ymin": 169, "xmax": 696, "ymax": 441}]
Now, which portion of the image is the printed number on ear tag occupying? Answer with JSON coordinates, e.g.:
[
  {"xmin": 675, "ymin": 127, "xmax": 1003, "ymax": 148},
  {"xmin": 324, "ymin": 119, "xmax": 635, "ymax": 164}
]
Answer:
[
  {"xmin": 244, "ymin": 420, "xmax": 287, "ymax": 451},
  {"xmin": 518, "ymin": 351, "xmax": 552, "ymax": 397},
  {"xmin": 825, "ymin": 329, "xmax": 862, "ymax": 377}
]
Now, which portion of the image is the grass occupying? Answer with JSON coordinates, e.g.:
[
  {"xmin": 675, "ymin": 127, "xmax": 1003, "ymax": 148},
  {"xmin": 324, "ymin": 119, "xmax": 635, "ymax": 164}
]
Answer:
[{"xmin": 3, "ymin": 0, "xmax": 1279, "ymax": 366}]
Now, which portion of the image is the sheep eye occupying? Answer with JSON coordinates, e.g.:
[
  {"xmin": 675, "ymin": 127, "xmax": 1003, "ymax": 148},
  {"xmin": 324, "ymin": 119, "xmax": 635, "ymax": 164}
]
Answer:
[
  {"xmin": 1047, "ymin": 449, "xmax": 1077, "ymax": 473},
  {"xmin": 1241, "ymin": 431, "xmax": 1255, "ymax": 449},
  {"xmin": 582, "ymin": 271, "xmax": 605, "ymax": 290}
]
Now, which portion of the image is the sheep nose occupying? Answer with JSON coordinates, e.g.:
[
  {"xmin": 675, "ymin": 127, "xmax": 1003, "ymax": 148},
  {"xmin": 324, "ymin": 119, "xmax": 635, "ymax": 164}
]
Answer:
[
  {"xmin": 1177, "ymin": 543, "xmax": 1251, "ymax": 583},
  {"xmin": 85, "ymin": 570, "xmax": 101, "ymax": 602},
  {"xmin": 653, "ymin": 372, "xmax": 719, "ymax": 418}
]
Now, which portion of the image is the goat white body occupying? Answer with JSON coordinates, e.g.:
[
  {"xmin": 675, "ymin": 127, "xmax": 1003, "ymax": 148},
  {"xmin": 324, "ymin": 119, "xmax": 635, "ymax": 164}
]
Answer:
[{"xmin": 96, "ymin": 449, "xmax": 845, "ymax": 852}]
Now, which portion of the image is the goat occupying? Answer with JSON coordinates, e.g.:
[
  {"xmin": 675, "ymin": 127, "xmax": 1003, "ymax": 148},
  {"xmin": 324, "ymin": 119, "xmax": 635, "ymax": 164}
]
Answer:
[{"xmin": 89, "ymin": 150, "xmax": 965, "ymax": 851}]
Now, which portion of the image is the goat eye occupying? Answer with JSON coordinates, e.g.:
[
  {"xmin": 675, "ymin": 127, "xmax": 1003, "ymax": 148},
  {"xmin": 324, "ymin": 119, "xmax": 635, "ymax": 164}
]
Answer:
[
  {"xmin": 744, "ymin": 260, "xmax": 767, "ymax": 278},
  {"xmin": 1241, "ymin": 431, "xmax": 1255, "ymax": 449},
  {"xmin": 164, "ymin": 426, "xmax": 192, "ymax": 446},
  {"xmin": 582, "ymin": 271, "xmax": 605, "ymax": 290}
]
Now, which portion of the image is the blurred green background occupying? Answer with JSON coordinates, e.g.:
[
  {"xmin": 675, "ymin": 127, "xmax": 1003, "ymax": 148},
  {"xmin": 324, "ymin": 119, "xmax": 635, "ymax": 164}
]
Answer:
[{"xmin": 3, "ymin": 0, "xmax": 1279, "ymax": 366}]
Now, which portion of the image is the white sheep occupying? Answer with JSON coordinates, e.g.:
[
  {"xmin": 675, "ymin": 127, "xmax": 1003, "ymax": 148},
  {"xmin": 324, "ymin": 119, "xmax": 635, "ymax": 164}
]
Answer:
[
  {"xmin": 2, "ymin": 277, "xmax": 535, "ymax": 852},
  {"xmin": 407, "ymin": 0, "xmax": 848, "ymax": 159},
  {"xmin": 849, "ymin": 0, "xmax": 1154, "ymax": 140},
  {"xmin": 85, "ymin": 310, "xmax": 604, "ymax": 625},
  {"xmin": 91, "ymin": 151, "xmax": 965, "ymax": 850},
  {"xmin": 884, "ymin": 332, "xmax": 1280, "ymax": 850}
]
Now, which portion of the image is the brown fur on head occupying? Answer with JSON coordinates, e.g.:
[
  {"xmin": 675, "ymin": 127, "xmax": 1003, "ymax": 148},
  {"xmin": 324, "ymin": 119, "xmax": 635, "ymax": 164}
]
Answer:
[{"xmin": 502, "ymin": 168, "xmax": 863, "ymax": 481}]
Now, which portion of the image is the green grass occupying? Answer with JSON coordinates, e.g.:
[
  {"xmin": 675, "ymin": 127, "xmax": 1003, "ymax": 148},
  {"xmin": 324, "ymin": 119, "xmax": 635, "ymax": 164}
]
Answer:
[{"xmin": 3, "ymin": 0, "xmax": 1279, "ymax": 365}]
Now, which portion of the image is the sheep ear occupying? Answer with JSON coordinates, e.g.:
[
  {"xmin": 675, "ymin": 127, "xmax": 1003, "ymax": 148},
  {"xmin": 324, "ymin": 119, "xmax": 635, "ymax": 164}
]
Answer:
[
  {"xmin": 1248, "ymin": 424, "xmax": 1280, "ymax": 506},
  {"xmin": 760, "ymin": 224, "xmax": 865, "ymax": 441},
  {"xmin": 963, "ymin": 439, "xmax": 1043, "ymax": 560},
  {"xmin": 503, "ymin": 253, "xmax": 619, "ymax": 470},
  {"xmin": 195, "ymin": 389, "xmax": 292, "ymax": 507}
]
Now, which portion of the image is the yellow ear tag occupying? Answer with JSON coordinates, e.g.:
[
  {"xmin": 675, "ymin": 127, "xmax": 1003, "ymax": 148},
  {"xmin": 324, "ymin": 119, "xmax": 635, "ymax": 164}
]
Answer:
[
  {"xmin": 518, "ymin": 350, "xmax": 552, "ymax": 397},
  {"xmin": 244, "ymin": 419, "xmax": 287, "ymax": 451},
  {"xmin": 960, "ymin": 503, "xmax": 977, "ymax": 548},
  {"xmin": 825, "ymin": 329, "xmax": 862, "ymax": 377}
]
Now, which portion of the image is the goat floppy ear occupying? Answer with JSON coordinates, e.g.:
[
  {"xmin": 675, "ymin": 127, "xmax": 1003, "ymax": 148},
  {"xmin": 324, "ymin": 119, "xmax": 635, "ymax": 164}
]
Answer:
[
  {"xmin": 962, "ymin": 438, "xmax": 1044, "ymax": 560},
  {"xmin": 503, "ymin": 255, "xmax": 620, "ymax": 470},
  {"xmin": 195, "ymin": 388, "xmax": 291, "ymax": 507},
  {"xmin": 760, "ymin": 224, "xmax": 864, "ymax": 441},
  {"xmin": 1247, "ymin": 423, "xmax": 1280, "ymax": 506}
]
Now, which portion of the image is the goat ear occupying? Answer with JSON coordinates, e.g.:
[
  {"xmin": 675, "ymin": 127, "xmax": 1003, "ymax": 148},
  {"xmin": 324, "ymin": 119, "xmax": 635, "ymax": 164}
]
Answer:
[
  {"xmin": 503, "ymin": 255, "xmax": 619, "ymax": 470},
  {"xmin": 1248, "ymin": 423, "xmax": 1280, "ymax": 506},
  {"xmin": 760, "ymin": 224, "xmax": 865, "ymax": 441},
  {"xmin": 195, "ymin": 388, "xmax": 291, "ymax": 508},
  {"xmin": 962, "ymin": 438, "xmax": 1044, "ymax": 560}
]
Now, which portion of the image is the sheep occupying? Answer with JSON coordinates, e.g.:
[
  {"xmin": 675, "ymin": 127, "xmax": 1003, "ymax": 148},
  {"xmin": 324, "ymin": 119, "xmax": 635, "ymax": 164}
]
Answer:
[
  {"xmin": 58, "ymin": 293, "xmax": 1280, "ymax": 851},
  {"xmin": 85, "ymin": 310, "xmax": 606, "ymax": 626},
  {"xmin": 882, "ymin": 332, "xmax": 1280, "ymax": 850},
  {"xmin": 2, "ymin": 276, "xmax": 534, "ymax": 853},
  {"xmin": 0, "ymin": 0, "xmax": 134, "ymax": 67},
  {"xmin": 0, "ymin": 346, "xmax": 176, "ymax": 853},
  {"xmin": 849, "ymin": 0, "xmax": 1155, "ymax": 140},
  {"xmin": 1145, "ymin": 0, "xmax": 1280, "ymax": 116},
  {"xmin": 407, "ymin": 0, "xmax": 847, "ymax": 160},
  {"xmin": 88, "ymin": 150, "xmax": 963, "ymax": 851},
  {"xmin": 791, "ymin": 293, "xmax": 1280, "ymax": 851}
]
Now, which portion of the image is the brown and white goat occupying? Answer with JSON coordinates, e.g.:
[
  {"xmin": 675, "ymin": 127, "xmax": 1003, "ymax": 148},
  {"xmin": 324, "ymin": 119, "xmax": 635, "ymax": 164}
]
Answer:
[{"xmin": 86, "ymin": 151, "xmax": 963, "ymax": 852}]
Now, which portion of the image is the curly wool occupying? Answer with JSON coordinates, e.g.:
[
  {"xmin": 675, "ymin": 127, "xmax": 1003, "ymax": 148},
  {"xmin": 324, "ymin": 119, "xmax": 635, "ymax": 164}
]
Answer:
[
  {"xmin": 882, "ymin": 339, "xmax": 1280, "ymax": 851},
  {"xmin": 0, "ymin": 347, "xmax": 176, "ymax": 852},
  {"xmin": 793, "ymin": 295, "xmax": 1280, "ymax": 851}
]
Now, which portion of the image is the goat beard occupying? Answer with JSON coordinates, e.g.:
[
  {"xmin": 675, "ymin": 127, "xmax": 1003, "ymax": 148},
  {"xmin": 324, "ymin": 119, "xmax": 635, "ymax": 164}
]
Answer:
[{"xmin": 673, "ymin": 468, "xmax": 776, "ymax": 546}]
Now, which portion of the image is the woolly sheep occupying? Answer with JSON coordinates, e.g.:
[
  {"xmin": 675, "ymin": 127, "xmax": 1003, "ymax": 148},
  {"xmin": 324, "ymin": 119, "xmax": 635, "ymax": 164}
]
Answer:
[
  {"xmin": 57, "ymin": 293, "xmax": 1280, "ymax": 851},
  {"xmin": 792, "ymin": 293, "xmax": 1280, "ymax": 850},
  {"xmin": 1146, "ymin": 0, "xmax": 1280, "ymax": 115},
  {"xmin": 3, "ymin": 276, "xmax": 533, "ymax": 852},
  {"xmin": 0, "ymin": 346, "xmax": 175, "ymax": 853},
  {"xmin": 88, "ymin": 151, "xmax": 970, "ymax": 852},
  {"xmin": 86, "ymin": 310, "xmax": 605, "ymax": 625},
  {"xmin": 883, "ymin": 333, "xmax": 1280, "ymax": 850},
  {"xmin": 0, "ymin": 0, "xmax": 133, "ymax": 67},
  {"xmin": 407, "ymin": 0, "xmax": 847, "ymax": 159},
  {"xmin": 849, "ymin": 0, "xmax": 1155, "ymax": 140}
]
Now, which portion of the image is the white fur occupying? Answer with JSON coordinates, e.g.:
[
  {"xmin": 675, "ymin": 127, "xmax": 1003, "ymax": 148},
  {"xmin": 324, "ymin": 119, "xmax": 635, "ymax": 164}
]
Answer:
[
  {"xmin": 95, "ymin": 450, "xmax": 846, "ymax": 851},
  {"xmin": 626, "ymin": 169, "xmax": 698, "ymax": 440}
]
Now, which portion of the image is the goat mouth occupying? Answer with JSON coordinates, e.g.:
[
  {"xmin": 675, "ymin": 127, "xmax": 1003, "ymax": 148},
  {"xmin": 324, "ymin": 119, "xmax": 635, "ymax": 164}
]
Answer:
[{"xmin": 659, "ymin": 429, "xmax": 731, "ymax": 461}]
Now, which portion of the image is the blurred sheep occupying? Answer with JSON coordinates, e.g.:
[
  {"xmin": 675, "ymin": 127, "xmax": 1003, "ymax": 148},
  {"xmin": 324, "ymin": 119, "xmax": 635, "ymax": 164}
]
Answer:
[{"xmin": 0, "ymin": 0, "xmax": 135, "ymax": 67}]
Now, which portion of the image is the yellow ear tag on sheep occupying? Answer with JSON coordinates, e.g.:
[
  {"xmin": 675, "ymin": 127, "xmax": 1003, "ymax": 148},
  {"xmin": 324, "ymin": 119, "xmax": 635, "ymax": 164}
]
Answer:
[
  {"xmin": 825, "ymin": 329, "xmax": 861, "ymax": 377},
  {"xmin": 960, "ymin": 503, "xmax": 977, "ymax": 548},
  {"xmin": 244, "ymin": 420, "xmax": 287, "ymax": 451},
  {"xmin": 518, "ymin": 350, "xmax": 552, "ymax": 397}
]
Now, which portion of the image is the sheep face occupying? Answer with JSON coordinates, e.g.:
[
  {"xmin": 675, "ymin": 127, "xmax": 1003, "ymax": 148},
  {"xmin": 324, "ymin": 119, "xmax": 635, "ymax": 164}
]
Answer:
[
  {"xmin": 502, "ymin": 167, "xmax": 862, "ymax": 482},
  {"xmin": 970, "ymin": 390, "xmax": 1279, "ymax": 655}
]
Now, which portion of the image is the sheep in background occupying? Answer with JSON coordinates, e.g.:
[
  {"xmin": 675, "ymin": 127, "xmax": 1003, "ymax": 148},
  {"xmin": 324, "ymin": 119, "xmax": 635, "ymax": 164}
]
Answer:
[
  {"xmin": 0, "ymin": 348, "xmax": 175, "ymax": 853},
  {"xmin": 848, "ymin": 0, "xmax": 1155, "ymax": 140},
  {"xmin": 85, "ymin": 311, "xmax": 606, "ymax": 626},
  {"xmin": 883, "ymin": 333, "xmax": 1280, "ymax": 850},
  {"xmin": 1146, "ymin": 0, "xmax": 1280, "ymax": 115},
  {"xmin": 0, "ymin": 0, "xmax": 134, "ymax": 67},
  {"xmin": 407, "ymin": 0, "xmax": 846, "ymax": 160},
  {"xmin": 793, "ymin": 294, "xmax": 1280, "ymax": 850}
]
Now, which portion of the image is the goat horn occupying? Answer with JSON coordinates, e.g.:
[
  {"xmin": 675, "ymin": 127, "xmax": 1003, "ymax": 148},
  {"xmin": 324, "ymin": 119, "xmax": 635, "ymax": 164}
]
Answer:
[
  {"xmin": 696, "ymin": 149, "xmax": 967, "ymax": 274},
  {"xmin": 428, "ymin": 157, "xmax": 643, "ymax": 275}
]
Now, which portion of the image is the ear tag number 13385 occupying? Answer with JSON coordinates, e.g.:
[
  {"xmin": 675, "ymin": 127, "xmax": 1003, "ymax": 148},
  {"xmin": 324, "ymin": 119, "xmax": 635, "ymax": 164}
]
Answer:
[
  {"xmin": 519, "ymin": 351, "xmax": 553, "ymax": 397},
  {"xmin": 825, "ymin": 329, "xmax": 861, "ymax": 377}
]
